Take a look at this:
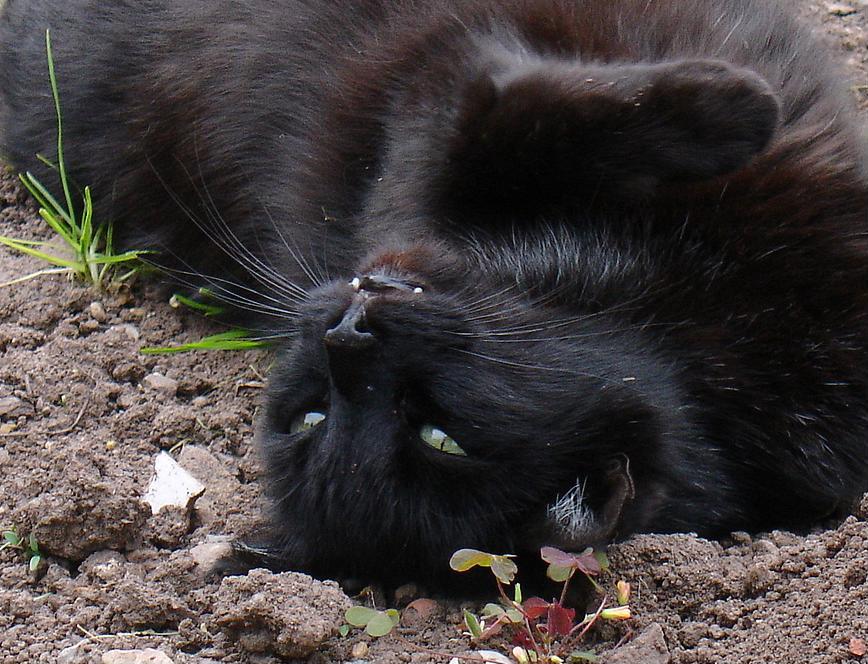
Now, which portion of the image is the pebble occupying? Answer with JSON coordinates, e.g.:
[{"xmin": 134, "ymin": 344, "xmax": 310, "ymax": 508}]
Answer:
[
  {"xmin": 79, "ymin": 319, "xmax": 100, "ymax": 334},
  {"xmin": 57, "ymin": 642, "xmax": 88, "ymax": 664},
  {"xmin": 401, "ymin": 598, "xmax": 442, "ymax": 626},
  {"xmin": 351, "ymin": 642, "xmax": 369, "ymax": 658},
  {"xmin": 606, "ymin": 623, "xmax": 671, "ymax": 664},
  {"xmin": 102, "ymin": 649, "xmax": 175, "ymax": 664},
  {"xmin": 190, "ymin": 541, "xmax": 233, "ymax": 570},
  {"xmin": 117, "ymin": 323, "xmax": 141, "ymax": 341},
  {"xmin": 89, "ymin": 301, "xmax": 108, "ymax": 322},
  {"xmin": 0, "ymin": 396, "xmax": 32, "ymax": 418},
  {"xmin": 142, "ymin": 451, "xmax": 206, "ymax": 515},
  {"xmin": 827, "ymin": 2, "xmax": 858, "ymax": 15},
  {"xmin": 122, "ymin": 307, "xmax": 146, "ymax": 321},
  {"xmin": 144, "ymin": 373, "xmax": 178, "ymax": 396}
]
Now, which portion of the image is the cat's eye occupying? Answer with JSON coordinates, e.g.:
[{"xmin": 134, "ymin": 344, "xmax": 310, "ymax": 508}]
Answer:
[
  {"xmin": 420, "ymin": 425, "xmax": 467, "ymax": 456},
  {"xmin": 289, "ymin": 411, "xmax": 326, "ymax": 434}
]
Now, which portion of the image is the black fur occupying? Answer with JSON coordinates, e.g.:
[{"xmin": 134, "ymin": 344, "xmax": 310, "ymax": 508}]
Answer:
[{"xmin": 2, "ymin": 0, "xmax": 868, "ymax": 586}]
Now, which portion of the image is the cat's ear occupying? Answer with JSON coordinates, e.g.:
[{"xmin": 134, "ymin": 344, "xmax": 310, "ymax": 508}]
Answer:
[{"xmin": 437, "ymin": 58, "xmax": 780, "ymax": 213}]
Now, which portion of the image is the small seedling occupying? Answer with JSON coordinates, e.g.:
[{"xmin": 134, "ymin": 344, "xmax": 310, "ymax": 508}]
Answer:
[
  {"xmin": 1, "ymin": 527, "xmax": 43, "ymax": 572},
  {"xmin": 343, "ymin": 605, "xmax": 400, "ymax": 637},
  {"xmin": 0, "ymin": 29, "xmax": 147, "ymax": 290},
  {"xmin": 450, "ymin": 546, "xmax": 632, "ymax": 663}
]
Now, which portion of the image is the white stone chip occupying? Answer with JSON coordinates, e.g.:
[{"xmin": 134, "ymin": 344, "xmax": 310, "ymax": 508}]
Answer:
[{"xmin": 142, "ymin": 451, "xmax": 205, "ymax": 515}]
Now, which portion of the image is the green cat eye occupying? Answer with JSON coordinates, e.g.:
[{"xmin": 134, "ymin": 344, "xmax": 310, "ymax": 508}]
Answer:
[
  {"xmin": 420, "ymin": 425, "xmax": 467, "ymax": 456},
  {"xmin": 290, "ymin": 411, "xmax": 326, "ymax": 434}
]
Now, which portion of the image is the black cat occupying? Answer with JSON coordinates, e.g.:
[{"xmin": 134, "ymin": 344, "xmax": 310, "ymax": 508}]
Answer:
[{"xmin": 2, "ymin": 0, "xmax": 868, "ymax": 587}]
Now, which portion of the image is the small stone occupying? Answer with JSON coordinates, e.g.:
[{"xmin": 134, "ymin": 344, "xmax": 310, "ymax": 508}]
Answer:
[
  {"xmin": 89, "ymin": 301, "xmax": 108, "ymax": 322},
  {"xmin": 123, "ymin": 307, "xmax": 146, "ymax": 321},
  {"xmin": 827, "ymin": 2, "xmax": 857, "ymax": 15},
  {"xmin": 0, "ymin": 396, "xmax": 33, "ymax": 419},
  {"xmin": 606, "ymin": 623, "xmax": 670, "ymax": 664},
  {"xmin": 0, "ymin": 422, "xmax": 17, "ymax": 434},
  {"xmin": 58, "ymin": 642, "xmax": 88, "ymax": 664},
  {"xmin": 118, "ymin": 324, "xmax": 141, "ymax": 341},
  {"xmin": 144, "ymin": 373, "xmax": 178, "ymax": 396},
  {"xmin": 351, "ymin": 642, "xmax": 369, "ymax": 659},
  {"xmin": 79, "ymin": 319, "xmax": 100, "ymax": 334},
  {"xmin": 401, "ymin": 598, "xmax": 442, "ymax": 626},
  {"xmin": 142, "ymin": 451, "xmax": 206, "ymax": 515},
  {"xmin": 102, "ymin": 649, "xmax": 175, "ymax": 664},
  {"xmin": 190, "ymin": 541, "xmax": 233, "ymax": 570}
]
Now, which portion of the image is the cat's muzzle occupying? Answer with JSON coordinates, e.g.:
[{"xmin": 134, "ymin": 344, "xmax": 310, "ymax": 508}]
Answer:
[
  {"xmin": 323, "ymin": 273, "xmax": 424, "ymax": 397},
  {"xmin": 324, "ymin": 273, "xmax": 423, "ymax": 350}
]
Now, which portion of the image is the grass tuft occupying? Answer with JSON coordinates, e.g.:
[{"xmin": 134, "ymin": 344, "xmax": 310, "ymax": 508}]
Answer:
[{"xmin": 0, "ymin": 29, "xmax": 148, "ymax": 290}]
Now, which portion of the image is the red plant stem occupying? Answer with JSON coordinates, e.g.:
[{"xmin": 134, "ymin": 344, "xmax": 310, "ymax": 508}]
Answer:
[
  {"xmin": 495, "ymin": 579, "xmax": 513, "ymax": 607},
  {"xmin": 496, "ymin": 579, "xmax": 544, "ymax": 656},
  {"xmin": 559, "ymin": 569, "xmax": 575, "ymax": 607},
  {"xmin": 571, "ymin": 596, "xmax": 608, "ymax": 642}
]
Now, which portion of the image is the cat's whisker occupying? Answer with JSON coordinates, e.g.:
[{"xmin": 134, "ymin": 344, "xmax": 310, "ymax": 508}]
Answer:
[
  {"xmin": 153, "ymin": 262, "xmax": 303, "ymax": 322},
  {"xmin": 180, "ymin": 153, "xmax": 313, "ymax": 300},
  {"xmin": 146, "ymin": 156, "xmax": 311, "ymax": 306},
  {"xmin": 457, "ymin": 320, "xmax": 689, "ymax": 343},
  {"xmin": 148, "ymin": 244, "xmax": 304, "ymax": 317},
  {"xmin": 453, "ymin": 348, "xmax": 615, "ymax": 383},
  {"xmin": 260, "ymin": 203, "xmax": 328, "ymax": 289}
]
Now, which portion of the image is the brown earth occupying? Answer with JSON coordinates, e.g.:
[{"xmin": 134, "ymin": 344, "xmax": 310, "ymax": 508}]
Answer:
[{"xmin": 1, "ymin": 1, "xmax": 867, "ymax": 663}]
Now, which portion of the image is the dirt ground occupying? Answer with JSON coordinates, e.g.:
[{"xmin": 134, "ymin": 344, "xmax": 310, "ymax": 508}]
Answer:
[{"xmin": 1, "ymin": 1, "xmax": 868, "ymax": 663}]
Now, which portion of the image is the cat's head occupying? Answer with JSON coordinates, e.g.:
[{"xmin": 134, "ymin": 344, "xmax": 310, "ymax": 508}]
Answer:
[{"xmin": 257, "ymin": 239, "xmax": 685, "ymax": 585}]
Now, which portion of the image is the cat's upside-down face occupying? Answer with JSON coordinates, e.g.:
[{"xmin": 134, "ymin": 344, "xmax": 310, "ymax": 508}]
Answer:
[{"xmin": 257, "ymin": 239, "xmax": 690, "ymax": 584}]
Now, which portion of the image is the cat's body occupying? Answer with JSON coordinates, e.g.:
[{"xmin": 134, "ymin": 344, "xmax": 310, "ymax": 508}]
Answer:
[{"xmin": 2, "ymin": 0, "xmax": 868, "ymax": 585}]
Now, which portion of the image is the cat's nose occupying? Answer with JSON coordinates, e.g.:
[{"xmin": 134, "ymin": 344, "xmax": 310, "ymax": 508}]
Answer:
[
  {"xmin": 324, "ymin": 297, "xmax": 375, "ymax": 350},
  {"xmin": 324, "ymin": 274, "xmax": 424, "ymax": 351}
]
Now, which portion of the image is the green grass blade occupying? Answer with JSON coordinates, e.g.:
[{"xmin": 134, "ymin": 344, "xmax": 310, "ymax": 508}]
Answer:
[
  {"xmin": 0, "ymin": 238, "xmax": 50, "ymax": 247},
  {"xmin": 170, "ymin": 293, "xmax": 225, "ymax": 316},
  {"xmin": 141, "ymin": 329, "xmax": 270, "ymax": 354},
  {"xmin": 37, "ymin": 208, "xmax": 77, "ymax": 246},
  {"xmin": 0, "ymin": 267, "xmax": 72, "ymax": 288},
  {"xmin": 87, "ymin": 250, "xmax": 150, "ymax": 265},
  {"xmin": 21, "ymin": 173, "xmax": 74, "ymax": 230},
  {"xmin": 44, "ymin": 29, "xmax": 76, "ymax": 224},
  {"xmin": 36, "ymin": 154, "xmax": 58, "ymax": 170},
  {"xmin": 80, "ymin": 186, "xmax": 94, "ymax": 261},
  {"xmin": 0, "ymin": 235, "xmax": 82, "ymax": 269}
]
